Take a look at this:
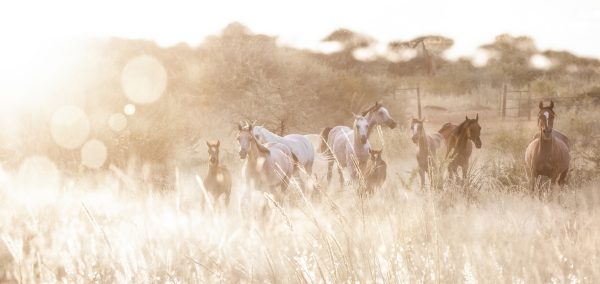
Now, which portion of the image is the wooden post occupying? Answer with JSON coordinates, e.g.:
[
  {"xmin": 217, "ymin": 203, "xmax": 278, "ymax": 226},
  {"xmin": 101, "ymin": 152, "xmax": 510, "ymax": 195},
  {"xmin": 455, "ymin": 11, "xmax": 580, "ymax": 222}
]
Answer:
[
  {"xmin": 417, "ymin": 84, "xmax": 422, "ymax": 119},
  {"xmin": 527, "ymin": 84, "xmax": 532, "ymax": 121},
  {"xmin": 518, "ymin": 89, "xmax": 522, "ymax": 118},
  {"xmin": 502, "ymin": 84, "xmax": 507, "ymax": 120}
]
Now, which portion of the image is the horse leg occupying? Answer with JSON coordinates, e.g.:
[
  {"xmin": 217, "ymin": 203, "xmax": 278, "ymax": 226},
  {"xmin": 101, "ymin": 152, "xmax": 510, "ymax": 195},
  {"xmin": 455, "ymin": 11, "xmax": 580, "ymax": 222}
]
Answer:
[
  {"xmin": 461, "ymin": 160, "xmax": 469, "ymax": 182},
  {"xmin": 418, "ymin": 168, "xmax": 426, "ymax": 190},
  {"xmin": 337, "ymin": 164, "xmax": 345, "ymax": 188},
  {"xmin": 558, "ymin": 168, "xmax": 569, "ymax": 186},
  {"xmin": 327, "ymin": 160, "xmax": 334, "ymax": 186}
]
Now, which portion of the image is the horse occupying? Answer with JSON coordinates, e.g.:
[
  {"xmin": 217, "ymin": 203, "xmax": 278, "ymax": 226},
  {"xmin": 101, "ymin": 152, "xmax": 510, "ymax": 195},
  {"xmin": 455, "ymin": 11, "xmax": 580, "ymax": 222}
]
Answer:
[
  {"xmin": 320, "ymin": 101, "xmax": 397, "ymax": 185},
  {"xmin": 321, "ymin": 115, "xmax": 370, "ymax": 187},
  {"xmin": 363, "ymin": 149, "xmax": 387, "ymax": 195},
  {"xmin": 203, "ymin": 140, "xmax": 232, "ymax": 205},
  {"xmin": 236, "ymin": 121, "xmax": 297, "ymax": 200},
  {"xmin": 439, "ymin": 114, "xmax": 482, "ymax": 180},
  {"xmin": 251, "ymin": 125, "xmax": 314, "ymax": 184},
  {"xmin": 525, "ymin": 101, "xmax": 570, "ymax": 197},
  {"xmin": 410, "ymin": 118, "xmax": 444, "ymax": 189}
]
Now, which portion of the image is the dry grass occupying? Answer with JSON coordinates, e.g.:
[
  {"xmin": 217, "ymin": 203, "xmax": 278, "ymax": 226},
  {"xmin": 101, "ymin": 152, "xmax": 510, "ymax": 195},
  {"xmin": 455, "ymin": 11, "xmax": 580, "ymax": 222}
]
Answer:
[{"xmin": 1, "ymin": 127, "xmax": 600, "ymax": 283}]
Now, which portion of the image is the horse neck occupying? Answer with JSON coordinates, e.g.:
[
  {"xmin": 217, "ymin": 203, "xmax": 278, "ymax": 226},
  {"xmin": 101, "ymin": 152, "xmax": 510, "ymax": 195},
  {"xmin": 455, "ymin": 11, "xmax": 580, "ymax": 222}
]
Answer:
[
  {"xmin": 454, "ymin": 129, "xmax": 469, "ymax": 154},
  {"xmin": 417, "ymin": 128, "xmax": 430, "ymax": 155},
  {"xmin": 538, "ymin": 130, "xmax": 554, "ymax": 154},
  {"xmin": 259, "ymin": 127, "xmax": 284, "ymax": 143},
  {"xmin": 247, "ymin": 139, "xmax": 262, "ymax": 166},
  {"xmin": 208, "ymin": 162, "xmax": 219, "ymax": 175},
  {"xmin": 366, "ymin": 112, "xmax": 378, "ymax": 137}
]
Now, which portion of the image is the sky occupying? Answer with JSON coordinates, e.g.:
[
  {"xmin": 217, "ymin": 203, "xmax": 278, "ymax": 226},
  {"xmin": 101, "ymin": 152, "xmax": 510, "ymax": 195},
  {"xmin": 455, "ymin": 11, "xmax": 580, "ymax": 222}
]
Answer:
[{"xmin": 1, "ymin": 0, "xmax": 600, "ymax": 59}]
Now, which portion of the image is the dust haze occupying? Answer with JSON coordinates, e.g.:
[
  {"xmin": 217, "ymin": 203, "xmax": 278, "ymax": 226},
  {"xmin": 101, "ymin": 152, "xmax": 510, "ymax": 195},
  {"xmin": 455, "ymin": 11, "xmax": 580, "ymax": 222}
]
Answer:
[{"xmin": 0, "ymin": 7, "xmax": 600, "ymax": 283}]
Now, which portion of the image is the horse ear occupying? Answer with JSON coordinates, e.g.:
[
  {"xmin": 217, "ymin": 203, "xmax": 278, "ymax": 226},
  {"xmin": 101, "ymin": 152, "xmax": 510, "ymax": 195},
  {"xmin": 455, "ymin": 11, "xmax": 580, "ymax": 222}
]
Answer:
[
  {"xmin": 476, "ymin": 113, "xmax": 479, "ymax": 121},
  {"xmin": 206, "ymin": 141, "xmax": 211, "ymax": 148},
  {"xmin": 216, "ymin": 140, "xmax": 220, "ymax": 147},
  {"xmin": 539, "ymin": 101, "xmax": 544, "ymax": 109},
  {"xmin": 549, "ymin": 100, "xmax": 554, "ymax": 109},
  {"xmin": 465, "ymin": 115, "xmax": 469, "ymax": 121}
]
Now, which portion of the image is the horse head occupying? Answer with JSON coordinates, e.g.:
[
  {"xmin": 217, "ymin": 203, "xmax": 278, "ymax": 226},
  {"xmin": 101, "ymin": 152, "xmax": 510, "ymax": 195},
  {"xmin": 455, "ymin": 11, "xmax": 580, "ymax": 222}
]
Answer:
[
  {"xmin": 206, "ymin": 140, "xmax": 221, "ymax": 166},
  {"xmin": 369, "ymin": 148, "xmax": 383, "ymax": 161},
  {"xmin": 410, "ymin": 117, "xmax": 425, "ymax": 144},
  {"xmin": 353, "ymin": 114, "xmax": 369, "ymax": 145},
  {"xmin": 465, "ymin": 114, "xmax": 482, "ymax": 148},
  {"xmin": 538, "ymin": 100, "xmax": 555, "ymax": 140},
  {"xmin": 362, "ymin": 101, "xmax": 397, "ymax": 129},
  {"xmin": 236, "ymin": 121, "xmax": 253, "ymax": 159}
]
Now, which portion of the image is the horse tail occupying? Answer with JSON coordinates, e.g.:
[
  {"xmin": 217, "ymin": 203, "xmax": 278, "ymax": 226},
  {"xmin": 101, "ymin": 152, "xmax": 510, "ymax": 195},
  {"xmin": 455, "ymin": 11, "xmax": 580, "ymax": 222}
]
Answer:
[{"xmin": 319, "ymin": 127, "xmax": 332, "ymax": 154}]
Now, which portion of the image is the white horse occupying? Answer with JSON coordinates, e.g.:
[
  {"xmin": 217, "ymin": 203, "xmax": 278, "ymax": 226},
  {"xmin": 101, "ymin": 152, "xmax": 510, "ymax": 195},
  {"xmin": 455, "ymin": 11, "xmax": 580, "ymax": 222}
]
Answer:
[
  {"xmin": 320, "ymin": 101, "xmax": 398, "ymax": 185},
  {"xmin": 236, "ymin": 122, "xmax": 297, "ymax": 199},
  {"xmin": 323, "ymin": 115, "xmax": 370, "ymax": 187},
  {"xmin": 252, "ymin": 125, "xmax": 314, "ymax": 176}
]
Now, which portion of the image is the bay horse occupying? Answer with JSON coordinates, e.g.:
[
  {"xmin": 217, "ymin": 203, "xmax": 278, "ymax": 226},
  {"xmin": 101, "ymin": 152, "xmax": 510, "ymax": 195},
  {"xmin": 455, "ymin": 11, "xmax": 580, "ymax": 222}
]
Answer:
[
  {"xmin": 320, "ymin": 101, "xmax": 397, "ymax": 186},
  {"xmin": 439, "ymin": 114, "xmax": 482, "ymax": 180},
  {"xmin": 410, "ymin": 118, "xmax": 444, "ymax": 189},
  {"xmin": 236, "ymin": 122, "xmax": 297, "ymax": 200},
  {"xmin": 525, "ymin": 101, "xmax": 570, "ymax": 196},
  {"xmin": 203, "ymin": 140, "xmax": 232, "ymax": 204},
  {"xmin": 363, "ymin": 149, "xmax": 387, "ymax": 195}
]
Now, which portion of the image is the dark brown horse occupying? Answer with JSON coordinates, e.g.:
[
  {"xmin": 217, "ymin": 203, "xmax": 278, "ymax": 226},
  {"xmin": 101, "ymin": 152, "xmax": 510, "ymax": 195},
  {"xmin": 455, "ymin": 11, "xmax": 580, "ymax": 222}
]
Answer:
[
  {"xmin": 438, "ymin": 114, "xmax": 482, "ymax": 180},
  {"xmin": 525, "ymin": 101, "xmax": 570, "ymax": 195},
  {"xmin": 363, "ymin": 149, "xmax": 387, "ymax": 195}
]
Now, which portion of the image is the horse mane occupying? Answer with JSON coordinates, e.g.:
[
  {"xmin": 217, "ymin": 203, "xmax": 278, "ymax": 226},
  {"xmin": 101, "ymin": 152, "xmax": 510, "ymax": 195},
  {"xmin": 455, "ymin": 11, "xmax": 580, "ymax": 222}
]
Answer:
[
  {"xmin": 361, "ymin": 102, "xmax": 382, "ymax": 116},
  {"xmin": 451, "ymin": 119, "xmax": 471, "ymax": 137},
  {"xmin": 438, "ymin": 122, "xmax": 453, "ymax": 134}
]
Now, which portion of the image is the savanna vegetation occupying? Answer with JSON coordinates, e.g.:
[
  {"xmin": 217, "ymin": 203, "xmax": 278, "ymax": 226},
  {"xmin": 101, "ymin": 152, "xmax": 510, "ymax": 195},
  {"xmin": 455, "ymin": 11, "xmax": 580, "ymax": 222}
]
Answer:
[{"xmin": 0, "ymin": 22, "xmax": 599, "ymax": 282}]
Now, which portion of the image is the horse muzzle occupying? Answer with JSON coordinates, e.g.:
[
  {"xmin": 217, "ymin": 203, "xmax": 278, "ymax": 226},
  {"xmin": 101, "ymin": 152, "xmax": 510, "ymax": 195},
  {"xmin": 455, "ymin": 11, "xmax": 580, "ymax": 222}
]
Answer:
[
  {"xmin": 411, "ymin": 136, "xmax": 418, "ymax": 144},
  {"xmin": 388, "ymin": 120, "xmax": 398, "ymax": 129},
  {"xmin": 474, "ymin": 139, "xmax": 482, "ymax": 149},
  {"xmin": 361, "ymin": 136, "xmax": 367, "ymax": 144},
  {"xmin": 239, "ymin": 151, "xmax": 247, "ymax": 159}
]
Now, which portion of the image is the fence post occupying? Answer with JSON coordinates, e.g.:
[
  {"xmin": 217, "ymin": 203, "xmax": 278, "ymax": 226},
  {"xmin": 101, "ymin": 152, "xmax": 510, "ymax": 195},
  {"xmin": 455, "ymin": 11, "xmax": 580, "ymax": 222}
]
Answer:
[
  {"xmin": 417, "ymin": 84, "xmax": 422, "ymax": 119},
  {"xmin": 502, "ymin": 84, "xmax": 507, "ymax": 120},
  {"xmin": 527, "ymin": 84, "xmax": 532, "ymax": 121}
]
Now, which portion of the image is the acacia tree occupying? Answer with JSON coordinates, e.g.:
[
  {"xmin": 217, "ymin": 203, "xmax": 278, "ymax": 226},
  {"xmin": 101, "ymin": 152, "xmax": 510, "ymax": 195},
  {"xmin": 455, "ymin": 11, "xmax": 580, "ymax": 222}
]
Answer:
[{"xmin": 388, "ymin": 35, "xmax": 454, "ymax": 76}]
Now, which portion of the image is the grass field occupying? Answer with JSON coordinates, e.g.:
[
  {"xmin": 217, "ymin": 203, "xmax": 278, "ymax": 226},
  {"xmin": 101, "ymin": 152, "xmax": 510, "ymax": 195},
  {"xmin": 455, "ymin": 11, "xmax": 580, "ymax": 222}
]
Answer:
[{"xmin": 1, "ymin": 102, "xmax": 599, "ymax": 283}]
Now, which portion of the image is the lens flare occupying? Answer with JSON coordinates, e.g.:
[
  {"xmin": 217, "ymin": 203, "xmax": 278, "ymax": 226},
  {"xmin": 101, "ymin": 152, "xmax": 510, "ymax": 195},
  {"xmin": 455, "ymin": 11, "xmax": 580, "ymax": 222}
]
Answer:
[
  {"xmin": 51, "ymin": 106, "xmax": 90, "ymax": 149},
  {"xmin": 16, "ymin": 156, "xmax": 60, "ymax": 192},
  {"xmin": 81, "ymin": 139, "xmax": 108, "ymax": 169},
  {"xmin": 121, "ymin": 55, "xmax": 167, "ymax": 104},
  {"xmin": 124, "ymin": 104, "xmax": 136, "ymax": 116},
  {"xmin": 108, "ymin": 113, "xmax": 127, "ymax": 132},
  {"xmin": 530, "ymin": 54, "xmax": 552, "ymax": 70}
]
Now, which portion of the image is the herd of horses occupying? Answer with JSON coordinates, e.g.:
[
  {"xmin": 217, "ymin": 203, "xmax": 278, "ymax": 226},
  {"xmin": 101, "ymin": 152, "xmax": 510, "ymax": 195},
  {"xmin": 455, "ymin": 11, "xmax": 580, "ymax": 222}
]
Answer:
[{"xmin": 202, "ymin": 100, "xmax": 571, "ymax": 204}]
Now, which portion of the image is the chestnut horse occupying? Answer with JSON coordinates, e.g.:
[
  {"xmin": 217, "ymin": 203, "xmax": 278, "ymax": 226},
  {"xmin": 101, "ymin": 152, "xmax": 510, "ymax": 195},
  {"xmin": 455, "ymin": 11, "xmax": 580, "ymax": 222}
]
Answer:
[
  {"xmin": 525, "ymin": 101, "xmax": 570, "ymax": 195},
  {"xmin": 438, "ymin": 114, "xmax": 482, "ymax": 180}
]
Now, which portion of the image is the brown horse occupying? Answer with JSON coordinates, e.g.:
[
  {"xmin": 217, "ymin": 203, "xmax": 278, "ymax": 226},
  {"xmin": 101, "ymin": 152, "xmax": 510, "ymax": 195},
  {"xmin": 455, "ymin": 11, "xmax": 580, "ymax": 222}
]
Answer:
[
  {"xmin": 363, "ymin": 149, "xmax": 387, "ymax": 195},
  {"xmin": 438, "ymin": 114, "xmax": 482, "ymax": 180},
  {"xmin": 203, "ymin": 140, "xmax": 232, "ymax": 204},
  {"xmin": 525, "ymin": 101, "xmax": 570, "ymax": 196}
]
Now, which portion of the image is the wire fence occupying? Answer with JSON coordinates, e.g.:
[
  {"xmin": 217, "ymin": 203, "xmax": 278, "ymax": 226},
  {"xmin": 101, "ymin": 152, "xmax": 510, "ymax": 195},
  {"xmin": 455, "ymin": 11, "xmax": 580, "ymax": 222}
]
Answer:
[{"xmin": 393, "ymin": 85, "xmax": 589, "ymax": 122}]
